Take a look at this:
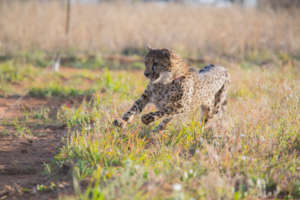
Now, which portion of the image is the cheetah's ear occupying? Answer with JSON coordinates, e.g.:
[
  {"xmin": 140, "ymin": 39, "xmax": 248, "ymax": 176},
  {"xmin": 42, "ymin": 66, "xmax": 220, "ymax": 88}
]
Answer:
[{"xmin": 146, "ymin": 44, "xmax": 153, "ymax": 51}]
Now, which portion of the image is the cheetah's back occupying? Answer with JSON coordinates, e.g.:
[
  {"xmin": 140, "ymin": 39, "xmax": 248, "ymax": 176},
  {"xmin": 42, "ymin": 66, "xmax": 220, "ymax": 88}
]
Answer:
[{"xmin": 192, "ymin": 64, "xmax": 230, "ymax": 106}]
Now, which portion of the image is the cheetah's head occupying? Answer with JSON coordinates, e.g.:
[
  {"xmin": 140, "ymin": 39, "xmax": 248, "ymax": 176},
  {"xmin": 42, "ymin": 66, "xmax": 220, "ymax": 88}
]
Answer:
[{"xmin": 144, "ymin": 48, "xmax": 188, "ymax": 84}]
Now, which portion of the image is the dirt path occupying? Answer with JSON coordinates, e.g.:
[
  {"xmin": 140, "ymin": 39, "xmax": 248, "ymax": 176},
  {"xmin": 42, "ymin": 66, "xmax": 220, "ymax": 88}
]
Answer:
[{"xmin": 0, "ymin": 97, "xmax": 71, "ymax": 200}]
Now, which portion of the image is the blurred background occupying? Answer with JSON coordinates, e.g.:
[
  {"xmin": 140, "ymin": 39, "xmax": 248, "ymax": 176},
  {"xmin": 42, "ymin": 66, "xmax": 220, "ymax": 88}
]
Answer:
[{"xmin": 0, "ymin": 0, "xmax": 299, "ymax": 69}]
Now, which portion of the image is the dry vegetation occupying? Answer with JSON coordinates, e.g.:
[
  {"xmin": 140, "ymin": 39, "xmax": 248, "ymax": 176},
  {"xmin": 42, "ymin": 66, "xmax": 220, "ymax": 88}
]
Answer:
[
  {"xmin": 0, "ymin": 59, "xmax": 299, "ymax": 199},
  {"xmin": 0, "ymin": 1, "xmax": 300, "ymax": 200},
  {"xmin": 0, "ymin": 1, "xmax": 300, "ymax": 58}
]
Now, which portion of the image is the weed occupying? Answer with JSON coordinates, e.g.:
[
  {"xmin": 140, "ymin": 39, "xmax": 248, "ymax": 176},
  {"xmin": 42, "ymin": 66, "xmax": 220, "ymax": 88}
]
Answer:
[
  {"xmin": 36, "ymin": 182, "xmax": 56, "ymax": 192},
  {"xmin": 13, "ymin": 118, "xmax": 32, "ymax": 137},
  {"xmin": 33, "ymin": 107, "xmax": 50, "ymax": 120}
]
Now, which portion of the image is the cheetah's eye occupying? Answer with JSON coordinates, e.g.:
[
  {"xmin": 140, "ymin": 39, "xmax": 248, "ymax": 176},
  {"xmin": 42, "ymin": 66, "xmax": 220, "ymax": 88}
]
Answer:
[{"xmin": 152, "ymin": 62, "xmax": 158, "ymax": 71}]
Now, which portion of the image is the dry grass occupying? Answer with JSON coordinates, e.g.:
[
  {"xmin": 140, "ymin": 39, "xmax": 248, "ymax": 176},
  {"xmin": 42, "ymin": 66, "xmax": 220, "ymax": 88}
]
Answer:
[
  {"xmin": 1, "ymin": 60, "xmax": 299, "ymax": 199},
  {"xmin": 1, "ymin": 1, "xmax": 300, "ymax": 57}
]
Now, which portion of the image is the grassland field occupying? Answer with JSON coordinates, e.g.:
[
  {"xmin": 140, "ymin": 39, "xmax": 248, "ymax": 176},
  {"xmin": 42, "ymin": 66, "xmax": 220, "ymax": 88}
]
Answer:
[
  {"xmin": 0, "ymin": 52, "xmax": 299, "ymax": 199},
  {"xmin": 0, "ymin": 1, "xmax": 300, "ymax": 200}
]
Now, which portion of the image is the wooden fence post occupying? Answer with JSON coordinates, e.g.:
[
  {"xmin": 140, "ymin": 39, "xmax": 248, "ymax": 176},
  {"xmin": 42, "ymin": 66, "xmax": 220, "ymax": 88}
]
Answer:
[{"xmin": 53, "ymin": 0, "xmax": 71, "ymax": 72}]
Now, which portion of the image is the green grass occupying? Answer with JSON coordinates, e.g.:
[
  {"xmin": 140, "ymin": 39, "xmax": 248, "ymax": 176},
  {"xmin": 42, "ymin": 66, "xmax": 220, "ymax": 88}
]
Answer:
[
  {"xmin": 1, "ymin": 59, "xmax": 299, "ymax": 199},
  {"xmin": 28, "ymin": 86, "xmax": 96, "ymax": 99},
  {"xmin": 0, "ymin": 61, "xmax": 39, "ymax": 95},
  {"xmin": 0, "ymin": 51, "xmax": 144, "ymax": 70},
  {"xmin": 56, "ymin": 63, "xmax": 299, "ymax": 199}
]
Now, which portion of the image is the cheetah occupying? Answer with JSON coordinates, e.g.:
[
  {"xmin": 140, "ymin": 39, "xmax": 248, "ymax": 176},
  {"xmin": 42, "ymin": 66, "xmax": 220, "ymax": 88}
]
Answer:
[{"xmin": 113, "ymin": 47, "xmax": 230, "ymax": 132}]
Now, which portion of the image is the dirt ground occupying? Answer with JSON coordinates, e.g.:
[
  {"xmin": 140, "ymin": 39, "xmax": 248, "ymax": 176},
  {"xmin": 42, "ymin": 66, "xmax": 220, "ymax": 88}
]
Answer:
[{"xmin": 0, "ymin": 97, "xmax": 72, "ymax": 200}]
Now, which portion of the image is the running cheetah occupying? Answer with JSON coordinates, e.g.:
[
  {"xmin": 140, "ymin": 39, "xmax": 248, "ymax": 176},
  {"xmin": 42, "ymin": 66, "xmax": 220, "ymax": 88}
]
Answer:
[{"xmin": 113, "ymin": 48, "xmax": 230, "ymax": 132}]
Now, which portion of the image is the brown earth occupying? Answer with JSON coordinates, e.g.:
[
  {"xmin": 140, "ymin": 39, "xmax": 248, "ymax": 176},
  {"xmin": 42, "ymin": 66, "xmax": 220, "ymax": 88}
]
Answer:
[{"xmin": 0, "ymin": 97, "xmax": 72, "ymax": 200}]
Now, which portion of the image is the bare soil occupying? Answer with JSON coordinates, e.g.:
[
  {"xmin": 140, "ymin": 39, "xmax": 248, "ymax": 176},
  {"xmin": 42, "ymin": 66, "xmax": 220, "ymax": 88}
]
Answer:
[{"xmin": 0, "ymin": 97, "xmax": 72, "ymax": 200}]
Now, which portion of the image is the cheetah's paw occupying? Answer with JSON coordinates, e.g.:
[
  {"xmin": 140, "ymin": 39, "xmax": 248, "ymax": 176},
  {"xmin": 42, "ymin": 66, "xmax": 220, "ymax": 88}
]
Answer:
[{"xmin": 113, "ymin": 118, "xmax": 126, "ymax": 128}]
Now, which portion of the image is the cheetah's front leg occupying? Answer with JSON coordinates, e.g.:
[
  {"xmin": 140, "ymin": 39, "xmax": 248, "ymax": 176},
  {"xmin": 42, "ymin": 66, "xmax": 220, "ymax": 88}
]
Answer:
[
  {"xmin": 141, "ymin": 106, "xmax": 181, "ymax": 125},
  {"xmin": 113, "ymin": 85, "xmax": 152, "ymax": 128},
  {"xmin": 141, "ymin": 111, "xmax": 166, "ymax": 125},
  {"xmin": 141, "ymin": 107, "xmax": 179, "ymax": 132}
]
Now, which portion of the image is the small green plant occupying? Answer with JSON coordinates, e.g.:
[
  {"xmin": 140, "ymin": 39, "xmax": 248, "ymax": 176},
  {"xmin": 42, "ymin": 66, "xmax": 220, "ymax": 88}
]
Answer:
[
  {"xmin": 33, "ymin": 107, "xmax": 50, "ymax": 120},
  {"xmin": 13, "ymin": 118, "xmax": 32, "ymax": 137},
  {"xmin": 36, "ymin": 182, "xmax": 56, "ymax": 192},
  {"xmin": 36, "ymin": 184, "xmax": 48, "ymax": 192}
]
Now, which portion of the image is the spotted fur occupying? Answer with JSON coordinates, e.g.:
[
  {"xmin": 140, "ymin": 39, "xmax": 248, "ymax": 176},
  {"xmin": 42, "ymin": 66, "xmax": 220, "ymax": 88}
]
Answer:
[{"xmin": 113, "ymin": 48, "xmax": 230, "ymax": 132}]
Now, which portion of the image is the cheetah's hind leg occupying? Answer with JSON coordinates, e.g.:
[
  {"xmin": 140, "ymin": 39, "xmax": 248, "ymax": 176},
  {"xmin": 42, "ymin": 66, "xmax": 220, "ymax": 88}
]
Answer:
[
  {"xmin": 200, "ymin": 105, "xmax": 214, "ymax": 127},
  {"xmin": 212, "ymin": 82, "xmax": 229, "ymax": 129}
]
